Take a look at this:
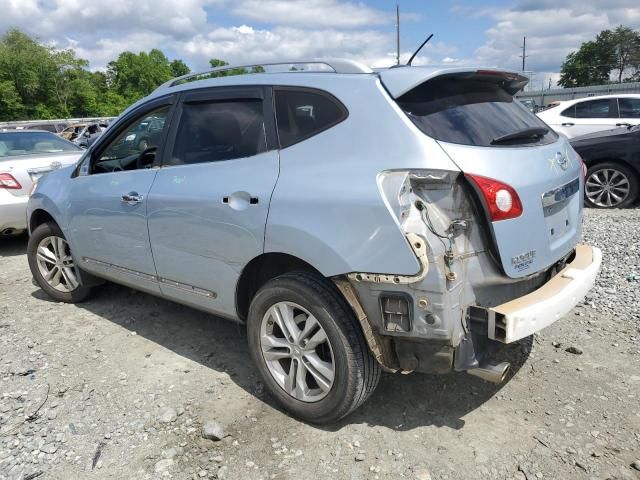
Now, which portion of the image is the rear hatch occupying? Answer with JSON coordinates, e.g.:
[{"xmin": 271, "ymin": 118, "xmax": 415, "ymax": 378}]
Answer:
[{"xmin": 381, "ymin": 68, "xmax": 583, "ymax": 278}]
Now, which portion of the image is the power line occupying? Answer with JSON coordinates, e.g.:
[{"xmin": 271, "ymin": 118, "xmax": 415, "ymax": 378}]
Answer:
[
  {"xmin": 520, "ymin": 36, "xmax": 528, "ymax": 71},
  {"xmin": 396, "ymin": 4, "xmax": 400, "ymax": 66}
]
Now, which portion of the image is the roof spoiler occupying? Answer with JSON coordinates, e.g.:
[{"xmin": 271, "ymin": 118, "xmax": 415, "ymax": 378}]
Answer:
[{"xmin": 378, "ymin": 67, "xmax": 529, "ymax": 98}]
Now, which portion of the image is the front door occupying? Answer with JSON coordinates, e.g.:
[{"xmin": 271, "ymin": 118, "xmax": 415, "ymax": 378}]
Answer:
[
  {"xmin": 68, "ymin": 99, "xmax": 174, "ymax": 293},
  {"xmin": 147, "ymin": 87, "xmax": 279, "ymax": 317}
]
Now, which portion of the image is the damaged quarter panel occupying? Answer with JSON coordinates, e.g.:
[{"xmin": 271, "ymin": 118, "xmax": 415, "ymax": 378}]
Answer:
[{"xmin": 265, "ymin": 76, "xmax": 459, "ymax": 277}]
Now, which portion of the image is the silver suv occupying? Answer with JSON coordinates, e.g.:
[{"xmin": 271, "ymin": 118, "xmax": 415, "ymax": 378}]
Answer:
[{"xmin": 26, "ymin": 59, "xmax": 602, "ymax": 423}]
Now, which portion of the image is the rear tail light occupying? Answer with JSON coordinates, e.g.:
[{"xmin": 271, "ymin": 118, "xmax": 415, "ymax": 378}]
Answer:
[
  {"xmin": 578, "ymin": 154, "xmax": 587, "ymax": 184},
  {"xmin": 466, "ymin": 173, "xmax": 523, "ymax": 221},
  {"xmin": 0, "ymin": 173, "xmax": 22, "ymax": 189}
]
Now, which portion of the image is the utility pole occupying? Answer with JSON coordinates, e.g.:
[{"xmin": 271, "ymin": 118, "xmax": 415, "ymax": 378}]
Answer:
[
  {"xmin": 396, "ymin": 4, "xmax": 400, "ymax": 65},
  {"xmin": 520, "ymin": 36, "xmax": 528, "ymax": 71}
]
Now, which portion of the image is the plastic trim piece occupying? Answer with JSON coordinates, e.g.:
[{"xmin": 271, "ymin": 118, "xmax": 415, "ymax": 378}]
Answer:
[
  {"xmin": 487, "ymin": 244, "xmax": 602, "ymax": 343},
  {"xmin": 347, "ymin": 233, "xmax": 428, "ymax": 285}
]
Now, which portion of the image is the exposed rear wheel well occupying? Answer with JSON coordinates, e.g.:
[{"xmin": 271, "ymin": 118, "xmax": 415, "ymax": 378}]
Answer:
[
  {"xmin": 30, "ymin": 210, "xmax": 56, "ymax": 233},
  {"xmin": 235, "ymin": 253, "xmax": 323, "ymax": 321}
]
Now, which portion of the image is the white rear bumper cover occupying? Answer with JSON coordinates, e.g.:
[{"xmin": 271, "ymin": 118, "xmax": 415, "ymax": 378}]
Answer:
[
  {"xmin": 0, "ymin": 190, "xmax": 28, "ymax": 231},
  {"xmin": 488, "ymin": 244, "xmax": 602, "ymax": 344}
]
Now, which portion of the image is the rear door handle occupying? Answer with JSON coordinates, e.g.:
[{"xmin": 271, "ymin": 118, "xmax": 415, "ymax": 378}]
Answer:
[
  {"xmin": 616, "ymin": 122, "xmax": 631, "ymax": 127},
  {"xmin": 561, "ymin": 122, "xmax": 574, "ymax": 127},
  {"xmin": 121, "ymin": 192, "xmax": 144, "ymax": 204},
  {"xmin": 222, "ymin": 192, "xmax": 259, "ymax": 209}
]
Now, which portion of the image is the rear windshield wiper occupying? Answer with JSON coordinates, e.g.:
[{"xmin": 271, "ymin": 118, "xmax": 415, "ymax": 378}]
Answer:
[{"xmin": 491, "ymin": 127, "xmax": 549, "ymax": 145}]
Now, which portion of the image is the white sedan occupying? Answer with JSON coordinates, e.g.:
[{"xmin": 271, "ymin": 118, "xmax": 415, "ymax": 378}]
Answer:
[
  {"xmin": 536, "ymin": 94, "xmax": 640, "ymax": 138},
  {"xmin": 1, "ymin": 130, "xmax": 83, "ymax": 235}
]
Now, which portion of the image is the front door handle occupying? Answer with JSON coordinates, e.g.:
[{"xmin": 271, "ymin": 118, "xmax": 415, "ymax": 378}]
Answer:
[
  {"xmin": 561, "ymin": 122, "xmax": 574, "ymax": 127},
  {"xmin": 121, "ymin": 192, "xmax": 144, "ymax": 204},
  {"xmin": 616, "ymin": 122, "xmax": 631, "ymax": 127}
]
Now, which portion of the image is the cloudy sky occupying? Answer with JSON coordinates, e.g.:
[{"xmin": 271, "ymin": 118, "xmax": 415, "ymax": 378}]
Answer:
[{"xmin": 1, "ymin": 0, "xmax": 639, "ymax": 88}]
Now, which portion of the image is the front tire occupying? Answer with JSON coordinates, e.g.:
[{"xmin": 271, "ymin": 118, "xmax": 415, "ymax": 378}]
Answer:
[
  {"xmin": 585, "ymin": 162, "xmax": 638, "ymax": 208},
  {"xmin": 247, "ymin": 271, "xmax": 381, "ymax": 424},
  {"xmin": 27, "ymin": 222, "xmax": 93, "ymax": 303}
]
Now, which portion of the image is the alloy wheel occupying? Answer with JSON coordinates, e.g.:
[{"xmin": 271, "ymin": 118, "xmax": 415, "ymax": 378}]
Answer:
[
  {"xmin": 585, "ymin": 168, "xmax": 631, "ymax": 208},
  {"xmin": 35, "ymin": 236, "xmax": 79, "ymax": 292},
  {"xmin": 260, "ymin": 301, "xmax": 335, "ymax": 402}
]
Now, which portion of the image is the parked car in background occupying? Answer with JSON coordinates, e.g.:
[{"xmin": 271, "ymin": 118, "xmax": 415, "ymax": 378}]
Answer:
[
  {"xmin": 61, "ymin": 123, "xmax": 87, "ymax": 141},
  {"xmin": 26, "ymin": 60, "xmax": 601, "ymax": 423},
  {"xmin": 76, "ymin": 123, "xmax": 108, "ymax": 149},
  {"xmin": 537, "ymin": 94, "xmax": 640, "ymax": 138},
  {"xmin": 519, "ymin": 99, "xmax": 538, "ymax": 113},
  {"xmin": 570, "ymin": 125, "xmax": 640, "ymax": 208},
  {"xmin": 0, "ymin": 131, "xmax": 83, "ymax": 235}
]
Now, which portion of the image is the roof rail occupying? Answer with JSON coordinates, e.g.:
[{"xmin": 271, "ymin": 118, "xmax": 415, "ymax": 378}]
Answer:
[{"xmin": 157, "ymin": 58, "xmax": 374, "ymax": 90}]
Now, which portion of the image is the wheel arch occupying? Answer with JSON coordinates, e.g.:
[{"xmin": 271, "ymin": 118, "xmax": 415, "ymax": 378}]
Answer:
[
  {"xmin": 235, "ymin": 252, "xmax": 324, "ymax": 322},
  {"xmin": 29, "ymin": 209, "xmax": 58, "ymax": 234}
]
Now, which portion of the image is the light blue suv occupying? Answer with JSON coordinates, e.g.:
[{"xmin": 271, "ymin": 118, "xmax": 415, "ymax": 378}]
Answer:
[{"xmin": 26, "ymin": 59, "xmax": 602, "ymax": 423}]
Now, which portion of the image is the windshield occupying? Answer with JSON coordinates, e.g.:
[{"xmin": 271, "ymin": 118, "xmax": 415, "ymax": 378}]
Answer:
[
  {"xmin": 397, "ymin": 77, "xmax": 558, "ymax": 147},
  {"xmin": 0, "ymin": 131, "xmax": 81, "ymax": 157}
]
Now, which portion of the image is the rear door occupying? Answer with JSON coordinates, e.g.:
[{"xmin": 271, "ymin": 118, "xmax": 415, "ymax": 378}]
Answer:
[
  {"xmin": 392, "ymin": 71, "xmax": 583, "ymax": 278},
  {"xmin": 617, "ymin": 97, "xmax": 640, "ymax": 127},
  {"xmin": 570, "ymin": 98, "xmax": 619, "ymax": 136},
  {"xmin": 147, "ymin": 86, "xmax": 279, "ymax": 317}
]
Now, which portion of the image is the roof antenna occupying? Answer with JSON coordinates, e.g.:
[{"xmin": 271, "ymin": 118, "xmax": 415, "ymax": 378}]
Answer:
[{"xmin": 407, "ymin": 33, "xmax": 434, "ymax": 66}]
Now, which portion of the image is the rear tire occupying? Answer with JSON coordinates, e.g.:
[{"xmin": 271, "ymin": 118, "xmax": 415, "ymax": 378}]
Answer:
[
  {"xmin": 27, "ymin": 222, "xmax": 93, "ymax": 303},
  {"xmin": 247, "ymin": 271, "xmax": 381, "ymax": 424},
  {"xmin": 584, "ymin": 162, "xmax": 638, "ymax": 208}
]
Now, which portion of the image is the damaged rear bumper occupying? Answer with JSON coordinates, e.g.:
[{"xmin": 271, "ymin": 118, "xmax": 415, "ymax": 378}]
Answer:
[{"xmin": 487, "ymin": 244, "xmax": 602, "ymax": 344}]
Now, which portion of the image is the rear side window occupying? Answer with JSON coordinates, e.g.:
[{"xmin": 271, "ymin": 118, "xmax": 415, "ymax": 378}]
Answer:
[
  {"xmin": 561, "ymin": 106, "xmax": 576, "ymax": 118},
  {"xmin": 398, "ymin": 77, "xmax": 557, "ymax": 147},
  {"xmin": 619, "ymin": 98, "xmax": 640, "ymax": 118},
  {"xmin": 575, "ymin": 99, "xmax": 611, "ymax": 118},
  {"xmin": 275, "ymin": 88, "xmax": 347, "ymax": 148},
  {"xmin": 170, "ymin": 100, "xmax": 267, "ymax": 165}
]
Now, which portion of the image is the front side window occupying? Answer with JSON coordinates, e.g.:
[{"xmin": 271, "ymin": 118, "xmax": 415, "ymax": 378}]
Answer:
[
  {"xmin": 169, "ymin": 99, "xmax": 266, "ymax": 166},
  {"xmin": 91, "ymin": 107, "xmax": 169, "ymax": 174},
  {"xmin": 275, "ymin": 89, "xmax": 348, "ymax": 148},
  {"xmin": 619, "ymin": 98, "xmax": 640, "ymax": 118},
  {"xmin": 574, "ymin": 99, "xmax": 611, "ymax": 118}
]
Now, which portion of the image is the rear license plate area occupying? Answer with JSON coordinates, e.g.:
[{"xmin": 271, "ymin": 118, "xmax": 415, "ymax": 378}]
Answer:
[{"xmin": 542, "ymin": 178, "xmax": 579, "ymax": 242}]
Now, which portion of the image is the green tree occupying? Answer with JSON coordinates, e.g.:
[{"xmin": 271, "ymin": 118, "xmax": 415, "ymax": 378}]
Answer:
[
  {"xmin": 208, "ymin": 58, "xmax": 248, "ymax": 77},
  {"xmin": 107, "ymin": 49, "xmax": 174, "ymax": 102},
  {"xmin": 170, "ymin": 59, "xmax": 190, "ymax": 77},
  {"xmin": 559, "ymin": 25, "xmax": 640, "ymax": 87}
]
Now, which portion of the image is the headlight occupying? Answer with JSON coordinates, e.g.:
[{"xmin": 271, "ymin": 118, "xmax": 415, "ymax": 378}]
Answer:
[{"xmin": 125, "ymin": 134, "xmax": 136, "ymax": 141}]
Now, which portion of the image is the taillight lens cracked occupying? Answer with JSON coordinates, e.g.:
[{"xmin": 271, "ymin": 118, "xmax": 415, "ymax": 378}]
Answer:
[{"xmin": 466, "ymin": 173, "xmax": 523, "ymax": 222}]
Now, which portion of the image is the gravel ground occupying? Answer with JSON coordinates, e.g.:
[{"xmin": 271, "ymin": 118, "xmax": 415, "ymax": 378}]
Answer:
[{"xmin": 0, "ymin": 208, "xmax": 639, "ymax": 480}]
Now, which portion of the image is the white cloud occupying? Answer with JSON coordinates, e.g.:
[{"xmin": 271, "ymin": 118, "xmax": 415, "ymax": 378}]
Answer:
[
  {"xmin": 471, "ymin": 1, "xmax": 640, "ymax": 85},
  {"xmin": 229, "ymin": 0, "xmax": 391, "ymax": 29}
]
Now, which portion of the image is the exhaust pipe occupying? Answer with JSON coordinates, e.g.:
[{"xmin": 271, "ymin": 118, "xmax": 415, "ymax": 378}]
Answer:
[
  {"xmin": 467, "ymin": 361, "xmax": 510, "ymax": 384},
  {"xmin": 1, "ymin": 228, "xmax": 16, "ymax": 236}
]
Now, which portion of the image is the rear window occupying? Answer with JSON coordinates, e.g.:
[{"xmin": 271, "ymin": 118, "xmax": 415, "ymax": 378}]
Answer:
[
  {"xmin": 397, "ymin": 77, "xmax": 557, "ymax": 147},
  {"xmin": 275, "ymin": 88, "xmax": 347, "ymax": 148},
  {"xmin": 0, "ymin": 131, "xmax": 80, "ymax": 157},
  {"xmin": 619, "ymin": 98, "xmax": 640, "ymax": 118}
]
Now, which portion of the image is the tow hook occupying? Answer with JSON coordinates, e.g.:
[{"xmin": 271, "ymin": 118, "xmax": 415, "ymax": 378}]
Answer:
[{"xmin": 467, "ymin": 362, "xmax": 511, "ymax": 384}]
